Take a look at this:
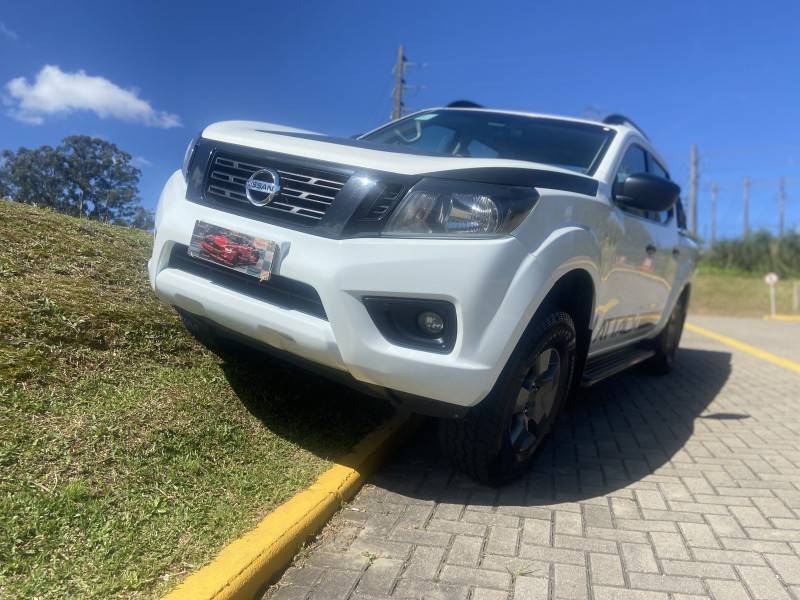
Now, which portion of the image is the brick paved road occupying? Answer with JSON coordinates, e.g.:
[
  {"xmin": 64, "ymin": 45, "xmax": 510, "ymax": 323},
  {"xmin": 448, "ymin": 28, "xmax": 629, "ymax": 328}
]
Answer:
[{"xmin": 267, "ymin": 323, "xmax": 800, "ymax": 600}]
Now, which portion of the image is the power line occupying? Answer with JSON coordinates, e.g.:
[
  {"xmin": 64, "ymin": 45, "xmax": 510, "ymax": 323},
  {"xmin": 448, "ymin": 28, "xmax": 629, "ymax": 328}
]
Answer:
[{"xmin": 692, "ymin": 142, "xmax": 800, "ymax": 159}]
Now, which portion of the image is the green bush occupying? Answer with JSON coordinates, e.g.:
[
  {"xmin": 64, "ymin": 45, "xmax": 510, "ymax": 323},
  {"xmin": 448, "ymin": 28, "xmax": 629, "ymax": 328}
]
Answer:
[{"xmin": 704, "ymin": 231, "xmax": 800, "ymax": 278}]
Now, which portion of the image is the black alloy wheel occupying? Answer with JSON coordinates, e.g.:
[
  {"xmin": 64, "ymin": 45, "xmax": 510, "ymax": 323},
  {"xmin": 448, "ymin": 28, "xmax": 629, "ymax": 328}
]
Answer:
[{"xmin": 508, "ymin": 347, "xmax": 564, "ymax": 456}]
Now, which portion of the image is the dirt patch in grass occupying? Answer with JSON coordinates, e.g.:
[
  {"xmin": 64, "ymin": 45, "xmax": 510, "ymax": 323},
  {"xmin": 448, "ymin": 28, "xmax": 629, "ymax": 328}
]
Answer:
[{"xmin": 0, "ymin": 201, "xmax": 390, "ymax": 599}]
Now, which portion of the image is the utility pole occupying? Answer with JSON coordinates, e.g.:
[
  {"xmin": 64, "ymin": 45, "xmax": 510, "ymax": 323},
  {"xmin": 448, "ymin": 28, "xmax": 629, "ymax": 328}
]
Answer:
[
  {"xmin": 743, "ymin": 176, "xmax": 750, "ymax": 239},
  {"xmin": 689, "ymin": 144, "xmax": 699, "ymax": 236},
  {"xmin": 391, "ymin": 44, "xmax": 406, "ymax": 121},
  {"xmin": 779, "ymin": 176, "xmax": 786, "ymax": 238},
  {"xmin": 710, "ymin": 182, "xmax": 718, "ymax": 246}
]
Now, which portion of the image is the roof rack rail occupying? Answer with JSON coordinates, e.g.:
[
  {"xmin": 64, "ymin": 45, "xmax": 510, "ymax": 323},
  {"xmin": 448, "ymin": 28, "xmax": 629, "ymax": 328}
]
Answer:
[
  {"xmin": 602, "ymin": 113, "xmax": 649, "ymax": 140},
  {"xmin": 446, "ymin": 100, "xmax": 484, "ymax": 108}
]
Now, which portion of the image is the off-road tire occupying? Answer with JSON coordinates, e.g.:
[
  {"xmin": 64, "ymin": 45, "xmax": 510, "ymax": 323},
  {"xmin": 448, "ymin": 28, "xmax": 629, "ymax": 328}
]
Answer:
[{"xmin": 439, "ymin": 311, "xmax": 577, "ymax": 485}]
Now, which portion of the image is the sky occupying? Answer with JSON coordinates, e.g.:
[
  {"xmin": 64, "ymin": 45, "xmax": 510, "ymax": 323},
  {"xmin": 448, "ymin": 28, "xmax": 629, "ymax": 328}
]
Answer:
[{"xmin": 1, "ymin": 0, "xmax": 799, "ymax": 240}]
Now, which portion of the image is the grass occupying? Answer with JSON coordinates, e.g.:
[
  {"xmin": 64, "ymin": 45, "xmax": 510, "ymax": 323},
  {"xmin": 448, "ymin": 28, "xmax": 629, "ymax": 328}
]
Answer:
[
  {"xmin": 0, "ymin": 200, "xmax": 390, "ymax": 599},
  {"xmin": 691, "ymin": 264, "xmax": 800, "ymax": 317}
]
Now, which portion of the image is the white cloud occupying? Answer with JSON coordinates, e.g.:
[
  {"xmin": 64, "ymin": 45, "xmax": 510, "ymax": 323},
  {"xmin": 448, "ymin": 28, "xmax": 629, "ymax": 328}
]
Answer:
[
  {"xmin": 131, "ymin": 155, "xmax": 152, "ymax": 168},
  {"xmin": 0, "ymin": 22, "xmax": 18, "ymax": 41},
  {"xmin": 5, "ymin": 65, "xmax": 181, "ymax": 128}
]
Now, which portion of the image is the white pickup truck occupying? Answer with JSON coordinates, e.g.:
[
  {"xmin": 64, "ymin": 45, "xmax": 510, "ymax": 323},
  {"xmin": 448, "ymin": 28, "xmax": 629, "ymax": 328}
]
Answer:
[{"xmin": 149, "ymin": 105, "xmax": 697, "ymax": 484}]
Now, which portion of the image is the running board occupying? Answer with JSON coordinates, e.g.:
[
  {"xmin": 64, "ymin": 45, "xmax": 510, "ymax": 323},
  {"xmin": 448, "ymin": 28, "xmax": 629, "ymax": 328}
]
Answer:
[{"xmin": 581, "ymin": 346, "xmax": 655, "ymax": 386}]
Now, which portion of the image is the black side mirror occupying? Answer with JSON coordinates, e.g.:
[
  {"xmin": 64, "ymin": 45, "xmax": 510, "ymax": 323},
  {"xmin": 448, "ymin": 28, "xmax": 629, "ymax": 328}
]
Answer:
[{"xmin": 615, "ymin": 172, "xmax": 681, "ymax": 212}]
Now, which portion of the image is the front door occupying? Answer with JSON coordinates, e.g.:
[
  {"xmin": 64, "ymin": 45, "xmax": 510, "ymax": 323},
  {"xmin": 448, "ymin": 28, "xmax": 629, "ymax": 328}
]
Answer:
[{"xmin": 591, "ymin": 144, "xmax": 668, "ymax": 353}]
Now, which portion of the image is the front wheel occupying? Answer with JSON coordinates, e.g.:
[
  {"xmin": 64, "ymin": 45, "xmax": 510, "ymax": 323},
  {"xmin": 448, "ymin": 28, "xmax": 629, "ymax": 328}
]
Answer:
[{"xmin": 439, "ymin": 311, "xmax": 577, "ymax": 485}]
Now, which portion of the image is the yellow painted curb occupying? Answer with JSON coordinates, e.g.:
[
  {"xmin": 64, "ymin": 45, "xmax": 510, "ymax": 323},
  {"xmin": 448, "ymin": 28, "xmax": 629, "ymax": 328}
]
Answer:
[
  {"xmin": 685, "ymin": 323, "xmax": 800, "ymax": 374},
  {"xmin": 163, "ymin": 412, "xmax": 419, "ymax": 600},
  {"xmin": 763, "ymin": 314, "xmax": 800, "ymax": 322}
]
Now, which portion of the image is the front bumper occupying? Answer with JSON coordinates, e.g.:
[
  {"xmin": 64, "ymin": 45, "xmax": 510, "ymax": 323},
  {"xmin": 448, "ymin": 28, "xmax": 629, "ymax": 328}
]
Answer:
[{"xmin": 150, "ymin": 171, "xmax": 534, "ymax": 409}]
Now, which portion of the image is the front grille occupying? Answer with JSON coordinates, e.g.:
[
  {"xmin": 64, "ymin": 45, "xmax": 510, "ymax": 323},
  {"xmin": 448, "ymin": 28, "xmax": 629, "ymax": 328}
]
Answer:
[
  {"xmin": 167, "ymin": 244, "xmax": 327, "ymax": 320},
  {"xmin": 205, "ymin": 152, "xmax": 350, "ymax": 224}
]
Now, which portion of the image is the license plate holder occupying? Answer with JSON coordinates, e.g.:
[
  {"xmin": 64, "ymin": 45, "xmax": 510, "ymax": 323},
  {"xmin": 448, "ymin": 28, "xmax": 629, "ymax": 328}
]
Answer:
[{"xmin": 187, "ymin": 221, "xmax": 277, "ymax": 281}]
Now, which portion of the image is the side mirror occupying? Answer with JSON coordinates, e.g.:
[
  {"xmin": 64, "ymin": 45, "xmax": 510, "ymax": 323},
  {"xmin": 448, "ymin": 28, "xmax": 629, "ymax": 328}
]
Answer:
[{"xmin": 615, "ymin": 172, "xmax": 681, "ymax": 212}]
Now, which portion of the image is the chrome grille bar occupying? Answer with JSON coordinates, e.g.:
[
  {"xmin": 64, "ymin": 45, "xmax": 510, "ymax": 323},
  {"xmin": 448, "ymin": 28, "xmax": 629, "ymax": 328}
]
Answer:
[
  {"xmin": 205, "ymin": 153, "xmax": 349, "ymax": 223},
  {"xmin": 214, "ymin": 157, "xmax": 345, "ymax": 190},
  {"xmin": 210, "ymin": 170, "xmax": 335, "ymax": 205}
]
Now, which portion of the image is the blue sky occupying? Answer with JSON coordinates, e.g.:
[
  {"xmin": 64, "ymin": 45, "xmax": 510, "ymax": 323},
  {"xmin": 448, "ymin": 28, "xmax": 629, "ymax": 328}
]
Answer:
[{"xmin": 1, "ymin": 0, "xmax": 799, "ymax": 239}]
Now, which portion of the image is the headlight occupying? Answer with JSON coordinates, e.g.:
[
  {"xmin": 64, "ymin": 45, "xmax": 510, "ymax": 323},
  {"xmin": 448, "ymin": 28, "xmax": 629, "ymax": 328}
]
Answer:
[
  {"xmin": 181, "ymin": 135, "xmax": 199, "ymax": 179},
  {"xmin": 383, "ymin": 178, "xmax": 538, "ymax": 237}
]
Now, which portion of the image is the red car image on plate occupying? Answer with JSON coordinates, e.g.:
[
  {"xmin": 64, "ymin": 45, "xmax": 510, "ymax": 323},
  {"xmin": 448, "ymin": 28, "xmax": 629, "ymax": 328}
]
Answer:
[{"xmin": 200, "ymin": 233, "xmax": 260, "ymax": 267}]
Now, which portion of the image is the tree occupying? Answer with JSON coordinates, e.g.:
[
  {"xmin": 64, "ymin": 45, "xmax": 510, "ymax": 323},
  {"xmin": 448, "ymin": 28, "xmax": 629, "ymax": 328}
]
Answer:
[
  {"xmin": 58, "ymin": 136, "xmax": 142, "ymax": 222},
  {"xmin": 0, "ymin": 145, "xmax": 65, "ymax": 209},
  {"xmin": 0, "ymin": 154, "xmax": 9, "ymax": 199},
  {"xmin": 705, "ymin": 230, "xmax": 800, "ymax": 278},
  {"xmin": 126, "ymin": 206, "xmax": 155, "ymax": 230},
  {"xmin": 0, "ymin": 136, "xmax": 152, "ymax": 229}
]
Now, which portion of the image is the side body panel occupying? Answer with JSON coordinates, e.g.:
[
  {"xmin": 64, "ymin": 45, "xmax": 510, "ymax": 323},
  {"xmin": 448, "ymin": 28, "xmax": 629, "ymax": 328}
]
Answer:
[{"xmin": 585, "ymin": 132, "xmax": 686, "ymax": 358}]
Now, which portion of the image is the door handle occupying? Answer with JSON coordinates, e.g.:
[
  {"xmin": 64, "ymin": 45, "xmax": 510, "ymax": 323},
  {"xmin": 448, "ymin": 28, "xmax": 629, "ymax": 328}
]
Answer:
[{"xmin": 645, "ymin": 244, "xmax": 657, "ymax": 255}]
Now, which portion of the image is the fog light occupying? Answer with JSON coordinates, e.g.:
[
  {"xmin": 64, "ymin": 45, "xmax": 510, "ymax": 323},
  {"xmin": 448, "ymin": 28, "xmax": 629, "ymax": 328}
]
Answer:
[
  {"xmin": 362, "ymin": 297, "xmax": 456, "ymax": 353},
  {"xmin": 417, "ymin": 311, "xmax": 445, "ymax": 335}
]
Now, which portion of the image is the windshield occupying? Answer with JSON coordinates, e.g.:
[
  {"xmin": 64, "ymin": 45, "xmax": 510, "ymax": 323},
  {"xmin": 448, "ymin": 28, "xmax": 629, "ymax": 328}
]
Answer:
[{"xmin": 361, "ymin": 110, "xmax": 614, "ymax": 174}]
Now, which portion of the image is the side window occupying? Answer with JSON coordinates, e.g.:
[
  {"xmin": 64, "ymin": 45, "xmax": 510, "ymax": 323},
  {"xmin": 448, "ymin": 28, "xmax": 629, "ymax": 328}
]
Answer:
[
  {"xmin": 646, "ymin": 153, "xmax": 673, "ymax": 224},
  {"xmin": 614, "ymin": 145, "xmax": 647, "ymax": 196},
  {"xmin": 647, "ymin": 156, "xmax": 669, "ymax": 180}
]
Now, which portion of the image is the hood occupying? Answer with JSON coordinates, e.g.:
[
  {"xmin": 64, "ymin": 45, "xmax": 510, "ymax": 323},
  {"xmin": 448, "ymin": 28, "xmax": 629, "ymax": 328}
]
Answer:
[{"xmin": 201, "ymin": 120, "xmax": 585, "ymax": 178}]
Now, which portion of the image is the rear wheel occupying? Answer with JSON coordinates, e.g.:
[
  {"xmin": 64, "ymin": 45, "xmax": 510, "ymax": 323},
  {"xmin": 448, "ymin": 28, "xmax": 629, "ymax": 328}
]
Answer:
[
  {"xmin": 439, "ymin": 311, "xmax": 576, "ymax": 485},
  {"xmin": 644, "ymin": 291, "xmax": 688, "ymax": 374}
]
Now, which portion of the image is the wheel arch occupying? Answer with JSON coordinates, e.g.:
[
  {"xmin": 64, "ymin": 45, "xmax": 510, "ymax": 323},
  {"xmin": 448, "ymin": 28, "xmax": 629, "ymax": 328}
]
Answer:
[
  {"xmin": 504, "ymin": 225, "xmax": 601, "ymax": 348},
  {"xmin": 504, "ymin": 226, "xmax": 601, "ymax": 390},
  {"xmin": 469, "ymin": 226, "xmax": 602, "ymax": 410},
  {"xmin": 497, "ymin": 265, "xmax": 597, "ymax": 402},
  {"xmin": 536, "ymin": 268, "xmax": 596, "ymax": 388},
  {"xmin": 539, "ymin": 268, "xmax": 596, "ymax": 342}
]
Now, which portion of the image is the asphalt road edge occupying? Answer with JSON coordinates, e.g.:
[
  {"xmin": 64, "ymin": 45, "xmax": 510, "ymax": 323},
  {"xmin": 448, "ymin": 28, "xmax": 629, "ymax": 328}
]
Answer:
[{"xmin": 163, "ymin": 412, "xmax": 419, "ymax": 600}]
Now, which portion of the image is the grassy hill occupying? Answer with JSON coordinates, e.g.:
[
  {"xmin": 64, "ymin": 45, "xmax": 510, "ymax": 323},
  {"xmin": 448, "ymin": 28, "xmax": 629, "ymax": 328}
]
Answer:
[{"xmin": 0, "ymin": 201, "xmax": 388, "ymax": 599}]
